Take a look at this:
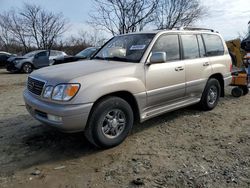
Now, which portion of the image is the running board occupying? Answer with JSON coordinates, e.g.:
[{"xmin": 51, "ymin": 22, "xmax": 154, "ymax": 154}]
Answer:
[{"xmin": 141, "ymin": 98, "xmax": 200, "ymax": 122}]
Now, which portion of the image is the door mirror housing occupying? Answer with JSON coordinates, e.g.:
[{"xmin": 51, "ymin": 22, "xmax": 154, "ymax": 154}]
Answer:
[{"xmin": 149, "ymin": 52, "xmax": 166, "ymax": 64}]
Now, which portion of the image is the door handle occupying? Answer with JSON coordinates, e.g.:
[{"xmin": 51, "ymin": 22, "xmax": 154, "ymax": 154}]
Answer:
[
  {"xmin": 175, "ymin": 66, "xmax": 184, "ymax": 71},
  {"xmin": 203, "ymin": 62, "xmax": 210, "ymax": 66}
]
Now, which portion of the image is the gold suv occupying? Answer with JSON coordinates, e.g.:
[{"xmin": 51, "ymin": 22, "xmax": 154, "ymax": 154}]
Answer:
[{"xmin": 24, "ymin": 28, "xmax": 232, "ymax": 148}]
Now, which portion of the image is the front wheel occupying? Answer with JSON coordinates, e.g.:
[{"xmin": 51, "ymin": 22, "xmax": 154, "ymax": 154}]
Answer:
[
  {"xmin": 200, "ymin": 78, "xmax": 221, "ymax": 111},
  {"xmin": 84, "ymin": 97, "xmax": 134, "ymax": 148},
  {"xmin": 22, "ymin": 63, "xmax": 33, "ymax": 73}
]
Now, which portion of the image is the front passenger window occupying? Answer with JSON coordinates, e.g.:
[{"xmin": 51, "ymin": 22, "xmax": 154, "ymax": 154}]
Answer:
[{"xmin": 152, "ymin": 35, "xmax": 180, "ymax": 61}]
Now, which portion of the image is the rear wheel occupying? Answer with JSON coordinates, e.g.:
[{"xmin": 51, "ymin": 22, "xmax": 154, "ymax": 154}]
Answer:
[
  {"xmin": 84, "ymin": 97, "xmax": 134, "ymax": 148},
  {"xmin": 22, "ymin": 63, "xmax": 33, "ymax": 73},
  {"xmin": 200, "ymin": 78, "xmax": 221, "ymax": 110}
]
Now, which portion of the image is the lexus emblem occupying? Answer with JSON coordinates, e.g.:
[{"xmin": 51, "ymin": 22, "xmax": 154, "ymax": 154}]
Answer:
[{"xmin": 31, "ymin": 82, "xmax": 35, "ymax": 89}]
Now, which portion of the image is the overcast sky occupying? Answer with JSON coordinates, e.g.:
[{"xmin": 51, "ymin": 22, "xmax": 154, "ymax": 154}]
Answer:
[{"xmin": 0, "ymin": 0, "xmax": 249, "ymax": 40}]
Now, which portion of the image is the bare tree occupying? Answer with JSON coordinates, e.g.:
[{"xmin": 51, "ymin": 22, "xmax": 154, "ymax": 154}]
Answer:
[
  {"xmin": 89, "ymin": 0, "xmax": 159, "ymax": 35},
  {"xmin": 20, "ymin": 3, "xmax": 68, "ymax": 49},
  {"xmin": 0, "ymin": 11, "xmax": 31, "ymax": 52},
  {"xmin": 155, "ymin": 0, "xmax": 206, "ymax": 29},
  {"xmin": 0, "ymin": 3, "xmax": 68, "ymax": 52}
]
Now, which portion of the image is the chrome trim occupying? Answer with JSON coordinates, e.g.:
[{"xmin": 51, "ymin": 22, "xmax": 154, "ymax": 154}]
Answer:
[
  {"xmin": 147, "ymin": 83, "xmax": 185, "ymax": 96},
  {"xmin": 27, "ymin": 76, "xmax": 47, "ymax": 96},
  {"xmin": 141, "ymin": 97, "xmax": 200, "ymax": 121},
  {"xmin": 186, "ymin": 78, "xmax": 207, "ymax": 87}
]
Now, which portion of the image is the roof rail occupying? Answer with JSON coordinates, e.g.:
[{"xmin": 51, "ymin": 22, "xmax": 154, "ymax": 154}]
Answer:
[
  {"xmin": 155, "ymin": 27, "xmax": 218, "ymax": 33},
  {"xmin": 183, "ymin": 27, "xmax": 217, "ymax": 32}
]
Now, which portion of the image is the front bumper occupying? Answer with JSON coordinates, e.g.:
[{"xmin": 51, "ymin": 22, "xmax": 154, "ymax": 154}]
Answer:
[
  {"xmin": 23, "ymin": 89, "xmax": 93, "ymax": 133},
  {"xmin": 6, "ymin": 61, "xmax": 19, "ymax": 72}
]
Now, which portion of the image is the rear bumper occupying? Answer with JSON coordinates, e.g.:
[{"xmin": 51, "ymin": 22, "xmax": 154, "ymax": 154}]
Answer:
[
  {"xmin": 224, "ymin": 75, "xmax": 232, "ymax": 86},
  {"xmin": 23, "ymin": 89, "xmax": 93, "ymax": 133}
]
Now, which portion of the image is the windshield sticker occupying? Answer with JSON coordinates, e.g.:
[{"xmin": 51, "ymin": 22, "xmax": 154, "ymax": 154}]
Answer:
[{"xmin": 130, "ymin": 45, "xmax": 146, "ymax": 50}]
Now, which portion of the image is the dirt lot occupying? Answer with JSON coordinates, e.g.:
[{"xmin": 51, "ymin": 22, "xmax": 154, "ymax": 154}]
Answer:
[{"xmin": 0, "ymin": 69, "xmax": 249, "ymax": 188}]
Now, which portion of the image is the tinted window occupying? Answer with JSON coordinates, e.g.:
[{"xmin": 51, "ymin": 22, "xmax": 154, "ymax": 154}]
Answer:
[
  {"xmin": 197, "ymin": 35, "xmax": 206, "ymax": 57},
  {"xmin": 37, "ymin": 51, "xmax": 47, "ymax": 57},
  {"xmin": 152, "ymin": 35, "xmax": 180, "ymax": 61},
  {"xmin": 203, "ymin": 34, "xmax": 224, "ymax": 56},
  {"xmin": 181, "ymin": 35, "xmax": 199, "ymax": 59}
]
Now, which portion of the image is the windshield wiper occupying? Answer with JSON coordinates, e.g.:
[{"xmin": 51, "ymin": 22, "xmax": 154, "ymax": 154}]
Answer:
[
  {"xmin": 105, "ymin": 56, "xmax": 129, "ymax": 62},
  {"xmin": 92, "ymin": 56, "xmax": 106, "ymax": 60}
]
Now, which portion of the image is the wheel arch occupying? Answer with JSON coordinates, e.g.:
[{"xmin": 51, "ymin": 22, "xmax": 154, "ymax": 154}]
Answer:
[
  {"xmin": 21, "ymin": 61, "xmax": 34, "ymax": 68},
  {"xmin": 209, "ymin": 73, "xmax": 224, "ymax": 97},
  {"xmin": 89, "ymin": 91, "xmax": 140, "ymax": 123}
]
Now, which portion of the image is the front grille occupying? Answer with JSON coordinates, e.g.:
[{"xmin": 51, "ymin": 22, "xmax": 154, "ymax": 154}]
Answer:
[{"xmin": 27, "ymin": 77, "xmax": 45, "ymax": 96}]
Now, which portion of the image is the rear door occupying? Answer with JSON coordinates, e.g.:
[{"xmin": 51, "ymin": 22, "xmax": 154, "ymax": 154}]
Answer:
[
  {"xmin": 181, "ymin": 34, "xmax": 212, "ymax": 98},
  {"xmin": 33, "ymin": 51, "xmax": 49, "ymax": 68},
  {"xmin": 202, "ymin": 34, "xmax": 231, "ymax": 79}
]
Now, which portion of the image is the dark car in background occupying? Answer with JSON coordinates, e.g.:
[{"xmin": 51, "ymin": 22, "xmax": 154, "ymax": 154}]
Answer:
[
  {"xmin": 6, "ymin": 50, "xmax": 67, "ymax": 73},
  {"xmin": 53, "ymin": 47, "xmax": 99, "ymax": 65},
  {"xmin": 0, "ymin": 51, "xmax": 16, "ymax": 67}
]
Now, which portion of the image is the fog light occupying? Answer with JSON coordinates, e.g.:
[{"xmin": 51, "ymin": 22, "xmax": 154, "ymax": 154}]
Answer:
[{"xmin": 47, "ymin": 114, "xmax": 62, "ymax": 122}]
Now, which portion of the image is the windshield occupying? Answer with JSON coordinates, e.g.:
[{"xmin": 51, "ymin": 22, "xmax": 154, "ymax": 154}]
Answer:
[
  {"xmin": 76, "ymin": 48, "xmax": 97, "ymax": 57},
  {"xmin": 93, "ymin": 34, "xmax": 155, "ymax": 63},
  {"xmin": 23, "ymin": 51, "xmax": 38, "ymax": 58}
]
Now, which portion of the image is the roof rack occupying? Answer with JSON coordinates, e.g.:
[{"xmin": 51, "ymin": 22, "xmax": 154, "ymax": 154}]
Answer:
[
  {"xmin": 155, "ymin": 27, "xmax": 218, "ymax": 33},
  {"xmin": 183, "ymin": 27, "xmax": 216, "ymax": 32}
]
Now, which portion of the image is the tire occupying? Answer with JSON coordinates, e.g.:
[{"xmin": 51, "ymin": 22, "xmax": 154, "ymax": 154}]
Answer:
[
  {"xmin": 22, "ymin": 63, "xmax": 33, "ymax": 73},
  {"xmin": 231, "ymin": 87, "xmax": 243, "ymax": 97},
  {"xmin": 84, "ymin": 97, "xmax": 134, "ymax": 148},
  {"xmin": 240, "ymin": 86, "xmax": 249, "ymax": 95},
  {"xmin": 200, "ymin": 78, "xmax": 221, "ymax": 111}
]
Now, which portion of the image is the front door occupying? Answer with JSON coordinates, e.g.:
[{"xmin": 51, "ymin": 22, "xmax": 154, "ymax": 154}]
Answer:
[
  {"xmin": 33, "ymin": 51, "xmax": 49, "ymax": 68},
  {"xmin": 145, "ymin": 34, "xmax": 186, "ymax": 107}
]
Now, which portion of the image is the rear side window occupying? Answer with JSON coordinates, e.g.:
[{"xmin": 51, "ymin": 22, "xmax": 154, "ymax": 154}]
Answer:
[
  {"xmin": 37, "ymin": 51, "xmax": 47, "ymax": 57},
  {"xmin": 197, "ymin": 35, "xmax": 206, "ymax": 57},
  {"xmin": 181, "ymin": 35, "xmax": 199, "ymax": 59},
  {"xmin": 203, "ymin": 34, "xmax": 224, "ymax": 56},
  {"xmin": 152, "ymin": 35, "xmax": 180, "ymax": 61}
]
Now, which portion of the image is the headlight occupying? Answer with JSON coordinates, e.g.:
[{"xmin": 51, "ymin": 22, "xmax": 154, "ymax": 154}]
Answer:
[
  {"xmin": 52, "ymin": 84, "xmax": 80, "ymax": 101},
  {"xmin": 43, "ymin": 86, "xmax": 53, "ymax": 98}
]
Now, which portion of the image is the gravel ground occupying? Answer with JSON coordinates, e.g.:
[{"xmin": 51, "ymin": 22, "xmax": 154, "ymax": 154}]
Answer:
[{"xmin": 0, "ymin": 69, "xmax": 249, "ymax": 188}]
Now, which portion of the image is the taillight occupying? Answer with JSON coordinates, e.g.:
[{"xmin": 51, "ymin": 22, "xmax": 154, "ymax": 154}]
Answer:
[{"xmin": 230, "ymin": 63, "xmax": 233, "ymax": 72}]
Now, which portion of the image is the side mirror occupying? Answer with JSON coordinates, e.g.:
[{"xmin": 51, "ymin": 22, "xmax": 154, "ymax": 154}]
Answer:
[{"xmin": 149, "ymin": 52, "xmax": 167, "ymax": 64}]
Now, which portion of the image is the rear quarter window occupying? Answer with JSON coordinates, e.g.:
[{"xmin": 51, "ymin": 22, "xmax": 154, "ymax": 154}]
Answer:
[{"xmin": 203, "ymin": 34, "xmax": 224, "ymax": 57}]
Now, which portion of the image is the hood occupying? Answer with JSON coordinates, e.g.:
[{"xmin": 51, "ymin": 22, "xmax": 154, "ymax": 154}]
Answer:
[
  {"xmin": 8, "ymin": 56, "xmax": 29, "ymax": 62},
  {"xmin": 31, "ymin": 60, "xmax": 136, "ymax": 83}
]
